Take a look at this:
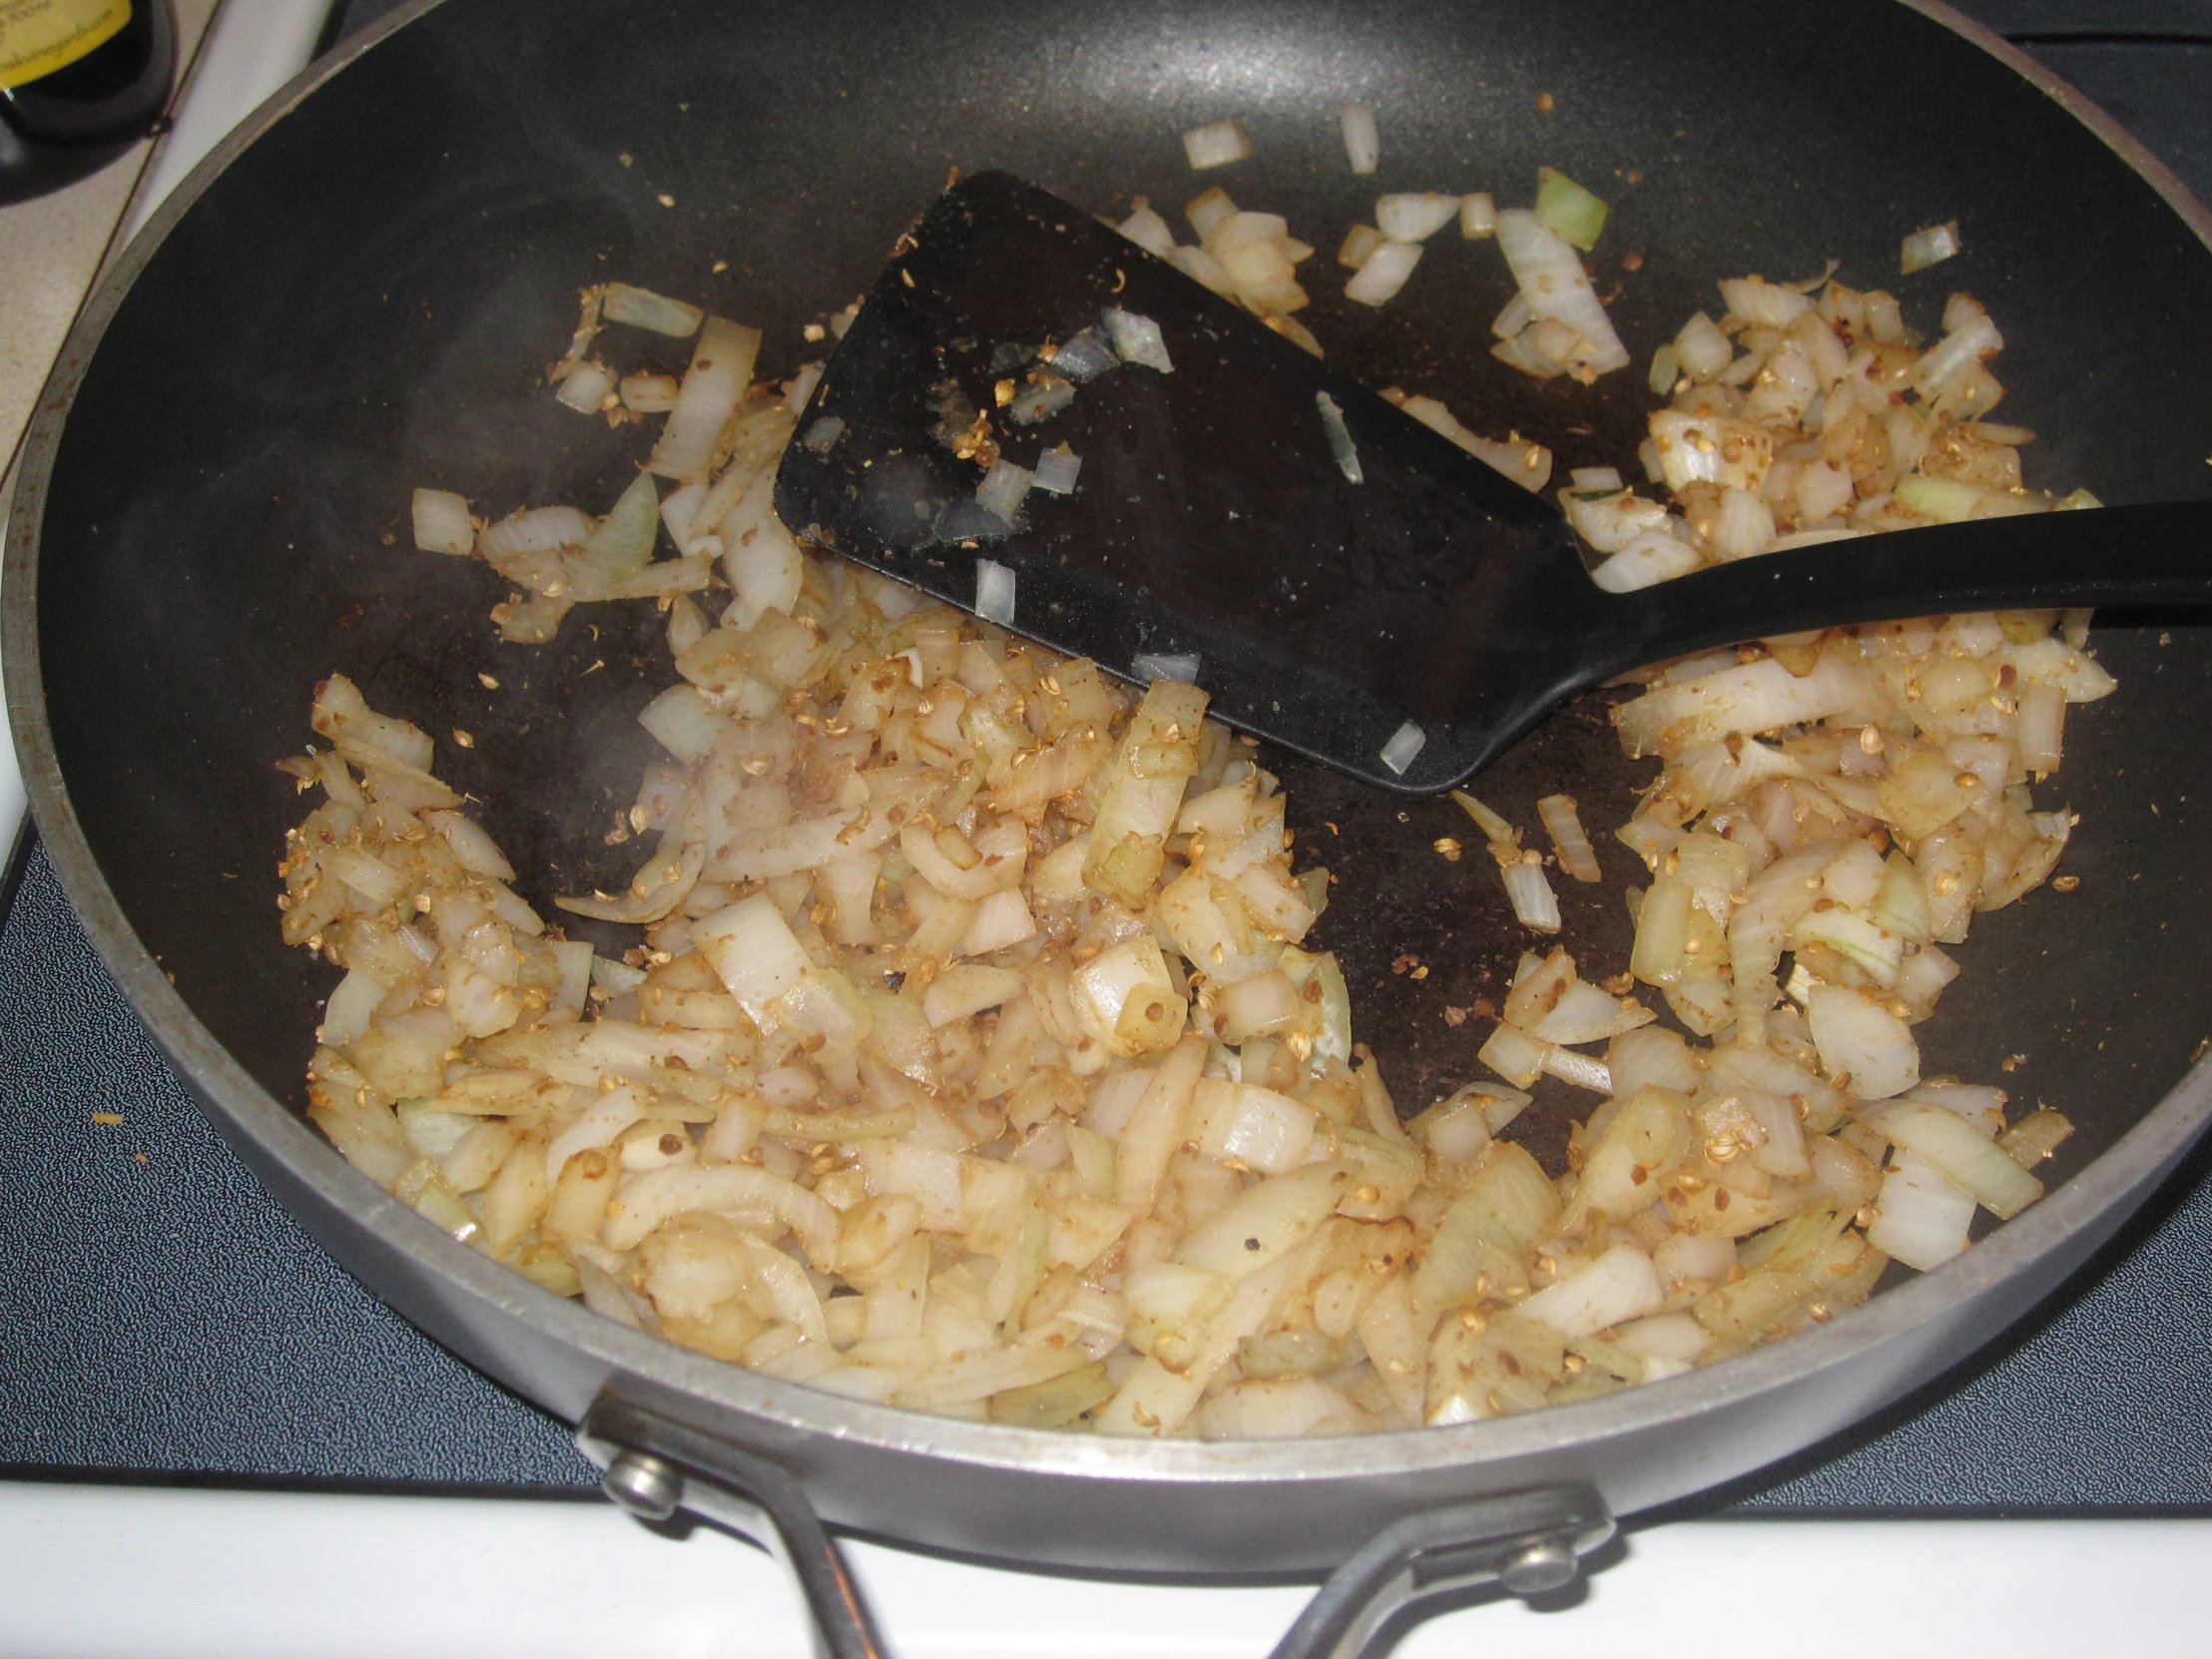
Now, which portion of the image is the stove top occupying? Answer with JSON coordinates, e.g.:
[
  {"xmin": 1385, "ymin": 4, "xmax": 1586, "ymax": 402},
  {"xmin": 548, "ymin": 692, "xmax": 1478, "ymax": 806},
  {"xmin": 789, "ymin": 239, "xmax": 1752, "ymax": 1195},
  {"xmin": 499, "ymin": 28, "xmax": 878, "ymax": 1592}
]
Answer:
[{"xmin": 5, "ymin": 1, "xmax": 2212, "ymax": 1653}]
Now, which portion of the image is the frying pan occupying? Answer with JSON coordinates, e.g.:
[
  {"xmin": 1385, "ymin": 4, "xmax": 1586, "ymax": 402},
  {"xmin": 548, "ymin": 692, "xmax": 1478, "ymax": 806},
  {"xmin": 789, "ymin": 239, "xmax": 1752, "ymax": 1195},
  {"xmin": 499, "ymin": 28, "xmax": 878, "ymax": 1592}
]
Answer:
[{"xmin": 9, "ymin": 0, "xmax": 2212, "ymax": 1652}]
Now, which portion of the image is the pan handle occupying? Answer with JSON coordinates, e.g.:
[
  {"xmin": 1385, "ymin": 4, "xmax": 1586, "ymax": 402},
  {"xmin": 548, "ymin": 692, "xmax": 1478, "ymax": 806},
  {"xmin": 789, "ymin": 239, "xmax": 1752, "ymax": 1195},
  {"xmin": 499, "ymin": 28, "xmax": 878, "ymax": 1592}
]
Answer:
[
  {"xmin": 577, "ymin": 1392, "xmax": 888, "ymax": 1659},
  {"xmin": 580, "ymin": 1391, "xmax": 1611, "ymax": 1659},
  {"xmin": 1266, "ymin": 1482, "xmax": 1614, "ymax": 1659}
]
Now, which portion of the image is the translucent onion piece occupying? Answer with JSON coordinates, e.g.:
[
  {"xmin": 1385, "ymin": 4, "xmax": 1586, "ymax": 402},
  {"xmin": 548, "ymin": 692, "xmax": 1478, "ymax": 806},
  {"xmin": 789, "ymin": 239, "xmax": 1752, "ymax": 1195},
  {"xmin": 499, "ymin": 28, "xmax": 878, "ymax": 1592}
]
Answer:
[
  {"xmin": 975, "ymin": 462, "xmax": 1032, "ymax": 527},
  {"xmin": 1317, "ymin": 391, "xmax": 1363, "ymax": 483},
  {"xmin": 1132, "ymin": 652, "xmax": 1201, "ymax": 685},
  {"xmin": 1102, "ymin": 308, "xmax": 1174, "ymax": 373},
  {"xmin": 1117, "ymin": 203, "xmax": 1176, "ymax": 258},
  {"xmin": 1375, "ymin": 192, "xmax": 1459, "ymax": 244},
  {"xmin": 1378, "ymin": 720, "xmax": 1425, "ymax": 776},
  {"xmin": 1901, "ymin": 220, "xmax": 1961, "ymax": 274},
  {"xmin": 601, "ymin": 282, "xmax": 704, "ymax": 337},
  {"xmin": 1031, "ymin": 446, "xmax": 1083, "ymax": 495},
  {"xmin": 1537, "ymin": 795, "xmax": 1602, "ymax": 883},
  {"xmin": 650, "ymin": 316, "xmax": 761, "ymax": 483},
  {"xmin": 1532, "ymin": 167, "xmax": 1608, "ymax": 251},
  {"xmin": 1494, "ymin": 209, "xmax": 1630, "ymax": 376},
  {"xmin": 1344, "ymin": 241, "xmax": 1421, "ymax": 306},
  {"xmin": 1500, "ymin": 853, "xmax": 1561, "ymax": 932},
  {"xmin": 1867, "ymin": 1151, "xmax": 1973, "ymax": 1271},
  {"xmin": 410, "ymin": 488, "xmax": 473, "ymax": 555},
  {"xmin": 1520, "ymin": 1246, "xmax": 1662, "ymax": 1340},
  {"xmin": 1339, "ymin": 102, "xmax": 1379, "ymax": 175},
  {"xmin": 554, "ymin": 360, "xmax": 616, "ymax": 413},
  {"xmin": 1181, "ymin": 120, "xmax": 1253, "ymax": 171}
]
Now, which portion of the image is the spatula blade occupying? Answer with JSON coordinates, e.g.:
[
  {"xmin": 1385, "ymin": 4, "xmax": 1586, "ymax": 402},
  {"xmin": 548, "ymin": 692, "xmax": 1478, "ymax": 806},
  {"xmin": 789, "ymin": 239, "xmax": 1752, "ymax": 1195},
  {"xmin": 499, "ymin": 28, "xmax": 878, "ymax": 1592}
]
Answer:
[{"xmin": 775, "ymin": 171, "xmax": 1591, "ymax": 794}]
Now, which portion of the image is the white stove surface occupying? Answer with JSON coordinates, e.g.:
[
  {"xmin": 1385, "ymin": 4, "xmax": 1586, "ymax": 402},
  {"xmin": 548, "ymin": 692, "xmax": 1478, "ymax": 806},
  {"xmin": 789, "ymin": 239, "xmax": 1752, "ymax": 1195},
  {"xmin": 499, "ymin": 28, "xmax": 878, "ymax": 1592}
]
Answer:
[{"xmin": 4, "ymin": 1480, "xmax": 2206, "ymax": 1659}]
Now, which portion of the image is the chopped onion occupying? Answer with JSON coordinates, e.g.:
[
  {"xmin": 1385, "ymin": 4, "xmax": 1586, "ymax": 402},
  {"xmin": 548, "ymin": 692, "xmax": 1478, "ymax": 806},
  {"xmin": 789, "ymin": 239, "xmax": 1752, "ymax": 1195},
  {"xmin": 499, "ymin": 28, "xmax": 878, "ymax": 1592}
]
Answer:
[
  {"xmin": 410, "ymin": 488, "xmax": 473, "ymax": 556},
  {"xmin": 1031, "ymin": 446, "xmax": 1083, "ymax": 495},
  {"xmin": 1520, "ymin": 1246, "xmax": 1662, "ymax": 1340},
  {"xmin": 1449, "ymin": 790, "xmax": 1515, "ymax": 844},
  {"xmin": 650, "ymin": 316, "xmax": 760, "ymax": 482},
  {"xmin": 637, "ymin": 684, "xmax": 722, "ymax": 762},
  {"xmin": 1117, "ymin": 202, "xmax": 1176, "ymax": 257},
  {"xmin": 1592, "ymin": 528, "xmax": 1702, "ymax": 593},
  {"xmin": 974, "ymin": 558, "xmax": 1017, "ymax": 625},
  {"xmin": 1316, "ymin": 391, "xmax": 1363, "ymax": 483},
  {"xmin": 923, "ymin": 963, "xmax": 1025, "ymax": 1027},
  {"xmin": 975, "ymin": 460, "xmax": 1033, "ymax": 526},
  {"xmin": 1807, "ymin": 983, "xmax": 1920, "ymax": 1099},
  {"xmin": 1007, "ymin": 373, "xmax": 1075, "ymax": 425},
  {"xmin": 1102, "ymin": 307, "xmax": 1174, "ymax": 373},
  {"xmin": 1868, "ymin": 1151, "xmax": 1973, "ymax": 1271},
  {"xmin": 1375, "ymin": 192, "xmax": 1459, "ymax": 244},
  {"xmin": 615, "ymin": 375, "xmax": 672, "ymax": 415},
  {"xmin": 554, "ymin": 359, "xmax": 615, "ymax": 413},
  {"xmin": 1338, "ymin": 224, "xmax": 1383, "ymax": 270},
  {"xmin": 1869, "ymin": 1102, "xmax": 2043, "ymax": 1219},
  {"xmin": 1912, "ymin": 313, "xmax": 2003, "ymax": 398},
  {"xmin": 1537, "ymin": 795, "xmax": 1603, "ymax": 882},
  {"xmin": 1531, "ymin": 166, "xmax": 1608, "ymax": 251},
  {"xmin": 1185, "ymin": 186, "xmax": 1238, "ymax": 241},
  {"xmin": 1378, "ymin": 720, "xmax": 1425, "ymax": 775},
  {"xmin": 1901, "ymin": 220, "xmax": 1961, "ymax": 275},
  {"xmin": 1340, "ymin": 102, "xmax": 1380, "ymax": 174},
  {"xmin": 1500, "ymin": 852, "xmax": 1561, "ymax": 932},
  {"xmin": 1181, "ymin": 120, "xmax": 1253, "ymax": 171},
  {"xmin": 1132, "ymin": 651, "xmax": 1200, "ymax": 684},
  {"xmin": 601, "ymin": 282, "xmax": 704, "ymax": 337},
  {"xmin": 1050, "ymin": 327, "xmax": 1120, "ymax": 383},
  {"xmin": 1344, "ymin": 241, "xmax": 1421, "ymax": 306},
  {"xmin": 1718, "ymin": 276, "xmax": 1812, "ymax": 328},
  {"xmin": 783, "ymin": 360, "xmax": 825, "ymax": 413},
  {"xmin": 1494, "ymin": 210, "xmax": 1629, "ymax": 377},
  {"xmin": 1458, "ymin": 192, "xmax": 1496, "ymax": 239},
  {"xmin": 694, "ymin": 893, "xmax": 813, "ymax": 1022},
  {"xmin": 1674, "ymin": 311, "xmax": 1732, "ymax": 378}
]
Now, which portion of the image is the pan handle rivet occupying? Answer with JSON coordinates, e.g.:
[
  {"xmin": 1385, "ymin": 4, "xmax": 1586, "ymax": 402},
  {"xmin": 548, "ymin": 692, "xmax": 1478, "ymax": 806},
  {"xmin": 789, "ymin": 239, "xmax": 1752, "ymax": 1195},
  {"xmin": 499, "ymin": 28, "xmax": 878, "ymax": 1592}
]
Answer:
[
  {"xmin": 603, "ymin": 1448, "xmax": 683, "ymax": 1521},
  {"xmin": 1498, "ymin": 1536, "xmax": 1578, "ymax": 1596}
]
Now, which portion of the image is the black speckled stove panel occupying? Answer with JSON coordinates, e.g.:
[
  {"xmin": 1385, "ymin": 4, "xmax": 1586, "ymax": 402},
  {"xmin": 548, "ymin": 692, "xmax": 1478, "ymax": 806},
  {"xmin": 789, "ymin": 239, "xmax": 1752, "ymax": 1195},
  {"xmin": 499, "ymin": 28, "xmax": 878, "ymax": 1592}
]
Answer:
[{"xmin": 6, "ymin": 0, "xmax": 2211, "ymax": 1513}]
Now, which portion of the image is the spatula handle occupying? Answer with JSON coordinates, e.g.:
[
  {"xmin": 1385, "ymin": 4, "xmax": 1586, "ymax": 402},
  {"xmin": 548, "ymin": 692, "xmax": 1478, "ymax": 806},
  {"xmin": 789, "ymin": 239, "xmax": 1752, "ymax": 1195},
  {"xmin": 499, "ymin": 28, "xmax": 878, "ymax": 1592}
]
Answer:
[{"xmin": 1599, "ymin": 500, "xmax": 2212, "ymax": 675}]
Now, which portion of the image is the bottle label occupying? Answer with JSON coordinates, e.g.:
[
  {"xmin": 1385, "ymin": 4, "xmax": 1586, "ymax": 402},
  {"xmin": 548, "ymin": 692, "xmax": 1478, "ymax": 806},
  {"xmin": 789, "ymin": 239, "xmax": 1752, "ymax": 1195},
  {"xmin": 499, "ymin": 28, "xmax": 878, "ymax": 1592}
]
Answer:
[{"xmin": 0, "ymin": 0, "xmax": 131, "ymax": 91}]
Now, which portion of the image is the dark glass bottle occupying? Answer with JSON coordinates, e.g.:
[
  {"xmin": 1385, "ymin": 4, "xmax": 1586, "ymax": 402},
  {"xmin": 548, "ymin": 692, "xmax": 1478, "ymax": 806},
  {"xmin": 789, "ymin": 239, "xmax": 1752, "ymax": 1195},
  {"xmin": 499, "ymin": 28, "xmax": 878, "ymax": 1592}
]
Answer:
[{"xmin": 0, "ymin": 0, "xmax": 177, "ymax": 208}]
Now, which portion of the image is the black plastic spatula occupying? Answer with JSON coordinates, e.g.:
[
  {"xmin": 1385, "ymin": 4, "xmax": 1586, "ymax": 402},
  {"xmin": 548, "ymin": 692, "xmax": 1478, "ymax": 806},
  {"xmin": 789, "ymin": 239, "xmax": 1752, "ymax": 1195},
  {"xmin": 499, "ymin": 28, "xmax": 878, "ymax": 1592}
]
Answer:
[{"xmin": 776, "ymin": 171, "xmax": 2212, "ymax": 795}]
